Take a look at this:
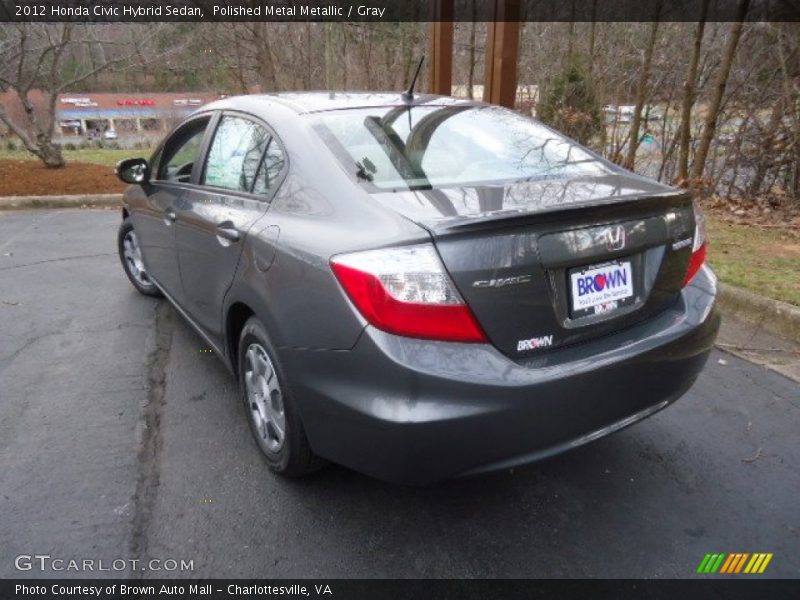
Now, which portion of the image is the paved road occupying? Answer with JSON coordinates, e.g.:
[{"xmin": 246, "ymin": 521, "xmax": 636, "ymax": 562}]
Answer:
[{"xmin": 1, "ymin": 209, "xmax": 798, "ymax": 579}]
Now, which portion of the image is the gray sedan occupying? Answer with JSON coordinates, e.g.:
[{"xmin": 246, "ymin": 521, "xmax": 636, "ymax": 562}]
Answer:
[{"xmin": 115, "ymin": 92, "xmax": 719, "ymax": 485}]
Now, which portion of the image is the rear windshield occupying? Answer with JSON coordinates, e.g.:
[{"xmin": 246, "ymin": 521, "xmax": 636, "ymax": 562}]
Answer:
[{"xmin": 312, "ymin": 105, "xmax": 610, "ymax": 191}]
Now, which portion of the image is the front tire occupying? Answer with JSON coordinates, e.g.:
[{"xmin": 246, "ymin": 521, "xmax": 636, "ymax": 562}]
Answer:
[
  {"xmin": 238, "ymin": 317, "xmax": 323, "ymax": 477},
  {"xmin": 118, "ymin": 218, "xmax": 161, "ymax": 297}
]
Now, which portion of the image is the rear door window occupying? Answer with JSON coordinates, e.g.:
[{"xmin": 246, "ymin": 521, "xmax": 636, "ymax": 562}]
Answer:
[
  {"xmin": 252, "ymin": 138, "xmax": 286, "ymax": 195},
  {"xmin": 202, "ymin": 115, "xmax": 271, "ymax": 192}
]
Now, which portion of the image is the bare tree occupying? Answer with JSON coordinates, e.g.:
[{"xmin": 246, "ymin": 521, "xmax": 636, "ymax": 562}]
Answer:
[
  {"xmin": 691, "ymin": 0, "xmax": 751, "ymax": 181},
  {"xmin": 324, "ymin": 23, "xmax": 336, "ymax": 90},
  {"xmin": 466, "ymin": 0, "xmax": 478, "ymax": 99},
  {"xmin": 623, "ymin": 3, "xmax": 662, "ymax": 170},
  {"xmin": 588, "ymin": 0, "xmax": 598, "ymax": 77},
  {"xmin": 0, "ymin": 19, "xmax": 793, "ymax": 204},
  {"xmin": 775, "ymin": 23, "xmax": 800, "ymax": 198},
  {"xmin": 0, "ymin": 24, "xmax": 157, "ymax": 167},
  {"xmin": 677, "ymin": 0, "xmax": 709, "ymax": 183}
]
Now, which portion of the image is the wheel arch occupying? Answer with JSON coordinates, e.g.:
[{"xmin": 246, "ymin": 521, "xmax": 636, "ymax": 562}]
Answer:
[{"xmin": 225, "ymin": 301, "xmax": 255, "ymax": 376}]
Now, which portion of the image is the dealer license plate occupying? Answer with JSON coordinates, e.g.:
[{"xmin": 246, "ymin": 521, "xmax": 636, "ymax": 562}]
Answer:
[{"xmin": 569, "ymin": 260, "xmax": 634, "ymax": 316}]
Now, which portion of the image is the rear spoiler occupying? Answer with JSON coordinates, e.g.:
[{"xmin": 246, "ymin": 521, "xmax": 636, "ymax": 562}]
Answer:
[{"xmin": 421, "ymin": 190, "xmax": 691, "ymax": 236}]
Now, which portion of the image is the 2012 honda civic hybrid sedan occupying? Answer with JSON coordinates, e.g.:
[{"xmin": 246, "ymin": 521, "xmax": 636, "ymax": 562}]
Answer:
[{"xmin": 116, "ymin": 92, "xmax": 719, "ymax": 485}]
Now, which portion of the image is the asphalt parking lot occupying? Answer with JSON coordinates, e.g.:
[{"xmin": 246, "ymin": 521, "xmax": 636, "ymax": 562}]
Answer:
[{"xmin": 1, "ymin": 209, "xmax": 798, "ymax": 579}]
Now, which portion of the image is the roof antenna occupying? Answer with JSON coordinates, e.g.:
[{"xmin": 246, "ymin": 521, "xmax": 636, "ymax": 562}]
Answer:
[{"xmin": 402, "ymin": 56, "xmax": 425, "ymax": 102}]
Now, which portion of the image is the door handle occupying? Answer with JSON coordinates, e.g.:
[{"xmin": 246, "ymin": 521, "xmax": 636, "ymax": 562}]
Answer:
[
  {"xmin": 164, "ymin": 210, "xmax": 176, "ymax": 225},
  {"xmin": 215, "ymin": 221, "xmax": 241, "ymax": 243}
]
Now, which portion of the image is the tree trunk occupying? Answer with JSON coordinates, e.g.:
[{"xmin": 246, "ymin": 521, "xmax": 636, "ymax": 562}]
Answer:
[
  {"xmin": 0, "ymin": 87, "xmax": 66, "ymax": 169},
  {"xmin": 0, "ymin": 105, "xmax": 65, "ymax": 168},
  {"xmin": 36, "ymin": 141, "xmax": 65, "ymax": 168},
  {"xmin": 232, "ymin": 26, "xmax": 249, "ymax": 94},
  {"xmin": 305, "ymin": 23, "xmax": 312, "ymax": 90},
  {"xmin": 588, "ymin": 0, "xmax": 598, "ymax": 76},
  {"xmin": 723, "ymin": 113, "xmax": 751, "ymax": 198},
  {"xmin": 624, "ymin": 11, "xmax": 661, "ymax": 171},
  {"xmin": 691, "ymin": 0, "xmax": 751, "ymax": 181},
  {"xmin": 466, "ymin": 1, "xmax": 477, "ymax": 99},
  {"xmin": 656, "ymin": 85, "xmax": 679, "ymax": 181},
  {"xmin": 747, "ymin": 97, "xmax": 785, "ymax": 197},
  {"xmin": 677, "ymin": 0, "xmax": 709, "ymax": 184},
  {"xmin": 776, "ymin": 22, "xmax": 800, "ymax": 202},
  {"xmin": 324, "ymin": 23, "xmax": 335, "ymax": 90},
  {"xmin": 342, "ymin": 27, "xmax": 349, "ymax": 89},
  {"xmin": 400, "ymin": 24, "xmax": 415, "ymax": 90},
  {"xmin": 254, "ymin": 23, "xmax": 277, "ymax": 92},
  {"xmin": 566, "ymin": 2, "xmax": 576, "ymax": 60}
]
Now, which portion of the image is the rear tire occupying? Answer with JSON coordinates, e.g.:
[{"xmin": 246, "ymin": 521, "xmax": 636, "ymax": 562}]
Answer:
[
  {"xmin": 118, "ymin": 218, "xmax": 161, "ymax": 297},
  {"xmin": 238, "ymin": 317, "xmax": 324, "ymax": 477}
]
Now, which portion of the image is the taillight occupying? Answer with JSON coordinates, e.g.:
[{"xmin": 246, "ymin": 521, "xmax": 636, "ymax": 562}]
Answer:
[
  {"xmin": 683, "ymin": 200, "xmax": 707, "ymax": 286},
  {"xmin": 330, "ymin": 244, "xmax": 487, "ymax": 343}
]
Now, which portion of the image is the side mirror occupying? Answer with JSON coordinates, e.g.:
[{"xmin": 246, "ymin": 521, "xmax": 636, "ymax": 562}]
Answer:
[{"xmin": 116, "ymin": 158, "xmax": 150, "ymax": 184}]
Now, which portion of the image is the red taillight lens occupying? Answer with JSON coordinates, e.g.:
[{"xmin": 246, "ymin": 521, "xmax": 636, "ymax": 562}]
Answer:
[
  {"xmin": 683, "ymin": 201, "xmax": 708, "ymax": 286},
  {"xmin": 330, "ymin": 244, "xmax": 487, "ymax": 343},
  {"xmin": 683, "ymin": 242, "xmax": 707, "ymax": 286}
]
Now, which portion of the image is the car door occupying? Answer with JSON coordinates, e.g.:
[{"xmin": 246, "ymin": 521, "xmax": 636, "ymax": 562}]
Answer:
[
  {"xmin": 175, "ymin": 111, "xmax": 287, "ymax": 346},
  {"xmin": 131, "ymin": 114, "xmax": 213, "ymax": 305}
]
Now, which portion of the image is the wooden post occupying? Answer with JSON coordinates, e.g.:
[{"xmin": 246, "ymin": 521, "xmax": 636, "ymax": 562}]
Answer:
[
  {"xmin": 428, "ymin": 0, "xmax": 454, "ymax": 95},
  {"xmin": 483, "ymin": 0, "xmax": 521, "ymax": 108}
]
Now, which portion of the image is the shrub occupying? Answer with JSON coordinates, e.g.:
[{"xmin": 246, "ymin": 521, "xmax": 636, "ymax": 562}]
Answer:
[
  {"xmin": 6, "ymin": 139, "xmax": 17, "ymax": 151},
  {"xmin": 538, "ymin": 56, "xmax": 602, "ymax": 146},
  {"xmin": 64, "ymin": 142, "xmax": 77, "ymax": 151}
]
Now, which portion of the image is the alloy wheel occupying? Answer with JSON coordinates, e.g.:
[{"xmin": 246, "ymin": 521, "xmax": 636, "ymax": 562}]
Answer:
[
  {"xmin": 122, "ymin": 230, "xmax": 152, "ymax": 287},
  {"xmin": 244, "ymin": 343, "xmax": 286, "ymax": 453}
]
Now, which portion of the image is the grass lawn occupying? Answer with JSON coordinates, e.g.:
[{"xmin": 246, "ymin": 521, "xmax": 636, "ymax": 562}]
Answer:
[
  {"xmin": 0, "ymin": 146, "xmax": 153, "ymax": 167},
  {"xmin": 707, "ymin": 216, "xmax": 800, "ymax": 306}
]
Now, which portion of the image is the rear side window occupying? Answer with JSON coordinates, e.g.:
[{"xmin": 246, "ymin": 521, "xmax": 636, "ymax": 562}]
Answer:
[
  {"xmin": 203, "ymin": 116, "xmax": 271, "ymax": 192},
  {"xmin": 252, "ymin": 139, "xmax": 286, "ymax": 195}
]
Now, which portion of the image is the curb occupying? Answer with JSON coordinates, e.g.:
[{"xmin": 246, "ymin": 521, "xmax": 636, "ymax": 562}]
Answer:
[
  {"xmin": 0, "ymin": 193, "xmax": 122, "ymax": 210},
  {"xmin": 717, "ymin": 282, "xmax": 800, "ymax": 342}
]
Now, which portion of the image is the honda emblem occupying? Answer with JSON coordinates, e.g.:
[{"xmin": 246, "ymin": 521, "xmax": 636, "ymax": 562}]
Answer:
[{"xmin": 604, "ymin": 225, "xmax": 626, "ymax": 251}]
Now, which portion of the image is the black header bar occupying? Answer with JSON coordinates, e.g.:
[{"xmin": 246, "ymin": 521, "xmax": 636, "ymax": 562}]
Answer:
[{"xmin": 1, "ymin": 0, "xmax": 800, "ymax": 23}]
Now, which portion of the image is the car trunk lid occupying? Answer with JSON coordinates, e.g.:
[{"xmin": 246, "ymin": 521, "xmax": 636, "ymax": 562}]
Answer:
[{"xmin": 371, "ymin": 174, "xmax": 697, "ymax": 358}]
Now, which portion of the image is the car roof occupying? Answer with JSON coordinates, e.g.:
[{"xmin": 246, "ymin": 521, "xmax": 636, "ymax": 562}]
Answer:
[{"xmin": 205, "ymin": 92, "xmax": 478, "ymax": 115}]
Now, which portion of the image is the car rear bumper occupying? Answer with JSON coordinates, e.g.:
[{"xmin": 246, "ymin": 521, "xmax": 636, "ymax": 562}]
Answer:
[{"xmin": 281, "ymin": 266, "xmax": 720, "ymax": 485}]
